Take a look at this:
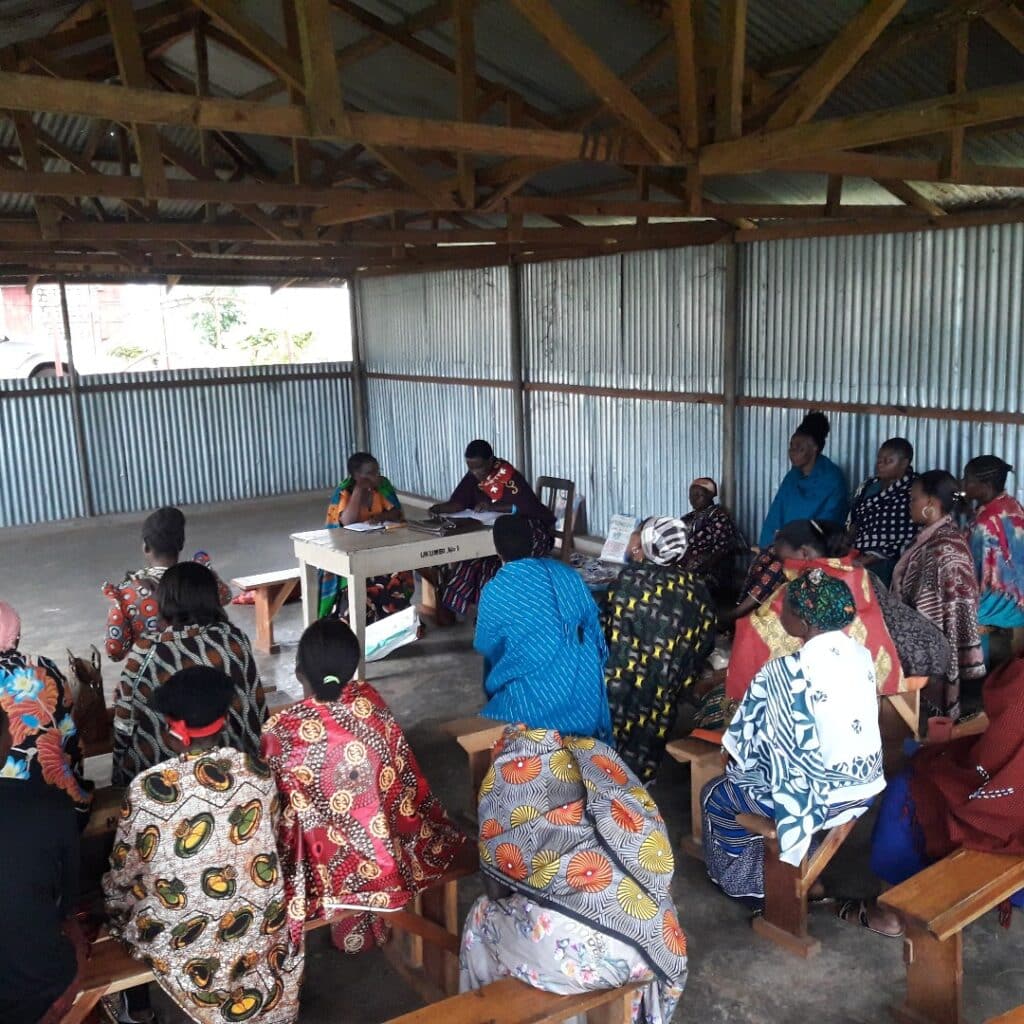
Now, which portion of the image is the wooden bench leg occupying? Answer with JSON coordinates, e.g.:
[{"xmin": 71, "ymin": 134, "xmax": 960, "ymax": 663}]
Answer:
[
  {"xmin": 253, "ymin": 587, "xmax": 279, "ymax": 655},
  {"xmin": 586, "ymin": 987, "xmax": 633, "ymax": 1024},
  {"xmin": 683, "ymin": 756, "xmax": 721, "ymax": 861},
  {"xmin": 420, "ymin": 878, "xmax": 460, "ymax": 998},
  {"xmin": 751, "ymin": 835, "xmax": 820, "ymax": 957},
  {"xmin": 894, "ymin": 925, "xmax": 963, "ymax": 1024}
]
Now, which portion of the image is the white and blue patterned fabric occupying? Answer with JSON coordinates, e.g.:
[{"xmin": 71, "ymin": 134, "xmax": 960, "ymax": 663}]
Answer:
[
  {"xmin": 474, "ymin": 558, "xmax": 612, "ymax": 742},
  {"xmin": 718, "ymin": 631, "xmax": 886, "ymax": 867}
]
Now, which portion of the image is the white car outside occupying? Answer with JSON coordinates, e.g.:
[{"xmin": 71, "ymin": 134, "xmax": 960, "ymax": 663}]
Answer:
[{"xmin": 0, "ymin": 334, "xmax": 68, "ymax": 379}]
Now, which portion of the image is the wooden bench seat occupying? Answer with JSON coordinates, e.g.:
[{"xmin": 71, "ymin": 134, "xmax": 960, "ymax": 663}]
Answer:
[
  {"xmin": 443, "ymin": 716, "xmax": 507, "ymax": 812},
  {"xmin": 63, "ymin": 844, "xmax": 477, "ymax": 1023},
  {"xmin": 878, "ymin": 848, "xmax": 1024, "ymax": 1024},
  {"xmin": 230, "ymin": 568, "xmax": 301, "ymax": 655},
  {"xmin": 383, "ymin": 976, "xmax": 641, "ymax": 1024},
  {"xmin": 987, "ymin": 1008, "xmax": 1024, "ymax": 1024}
]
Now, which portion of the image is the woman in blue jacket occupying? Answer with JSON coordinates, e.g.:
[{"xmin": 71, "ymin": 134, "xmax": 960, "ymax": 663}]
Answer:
[{"xmin": 759, "ymin": 411, "xmax": 848, "ymax": 549}]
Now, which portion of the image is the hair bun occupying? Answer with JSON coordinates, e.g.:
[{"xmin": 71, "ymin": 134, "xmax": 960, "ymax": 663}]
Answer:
[{"xmin": 795, "ymin": 410, "xmax": 830, "ymax": 451}]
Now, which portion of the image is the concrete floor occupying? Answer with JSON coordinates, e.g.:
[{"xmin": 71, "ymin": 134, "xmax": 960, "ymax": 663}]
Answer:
[{"xmin": 3, "ymin": 491, "xmax": 1022, "ymax": 1023}]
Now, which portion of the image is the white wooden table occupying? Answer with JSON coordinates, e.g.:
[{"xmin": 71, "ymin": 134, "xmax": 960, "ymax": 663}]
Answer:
[{"xmin": 292, "ymin": 525, "xmax": 497, "ymax": 677}]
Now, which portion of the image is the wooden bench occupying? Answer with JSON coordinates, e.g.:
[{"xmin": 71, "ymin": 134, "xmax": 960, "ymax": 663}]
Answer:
[
  {"xmin": 383, "ymin": 976, "xmax": 641, "ymax": 1024},
  {"xmin": 83, "ymin": 785, "xmax": 126, "ymax": 840},
  {"xmin": 230, "ymin": 568, "xmax": 301, "ymax": 654},
  {"xmin": 988, "ymin": 1009, "xmax": 1024, "ymax": 1024},
  {"xmin": 665, "ymin": 731, "xmax": 723, "ymax": 861},
  {"xmin": 739, "ymin": 812, "xmax": 858, "ymax": 957},
  {"xmin": 63, "ymin": 843, "xmax": 477, "ymax": 1023},
  {"xmin": 878, "ymin": 848, "xmax": 1024, "ymax": 1024},
  {"xmin": 444, "ymin": 716, "xmax": 508, "ymax": 812}
]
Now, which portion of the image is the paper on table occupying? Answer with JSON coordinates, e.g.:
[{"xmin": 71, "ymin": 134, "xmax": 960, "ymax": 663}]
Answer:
[
  {"xmin": 446, "ymin": 509, "xmax": 503, "ymax": 527},
  {"xmin": 343, "ymin": 521, "xmax": 385, "ymax": 533}
]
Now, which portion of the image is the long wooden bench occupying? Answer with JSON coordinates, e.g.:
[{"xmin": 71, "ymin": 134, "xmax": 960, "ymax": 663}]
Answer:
[
  {"xmin": 383, "ymin": 977, "xmax": 641, "ymax": 1024},
  {"xmin": 63, "ymin": 843, "xmax": 477, "ymax": 1024},
  {"xmin": 665, "ymin": 731, "xmax": 723, "ymax": 861},
  {"xmin": 878, "ymin": 848, "xmax": 1024, "ymax": 1024},
  {"xmin": 230, "ymin": 567, "xmax": 301, "ymax": 654}
]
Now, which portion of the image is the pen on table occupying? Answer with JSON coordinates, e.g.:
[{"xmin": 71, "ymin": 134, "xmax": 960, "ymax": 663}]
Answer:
[{"xmin": 384, "ymin": 521, "xmax": 407, "ymax": 530}]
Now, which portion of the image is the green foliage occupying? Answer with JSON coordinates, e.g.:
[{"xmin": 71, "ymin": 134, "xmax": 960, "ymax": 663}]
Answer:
[
  {"xmin": 109, "ymin": 344, "xmax": 145, "ymax": 361},
  {"xmin": 189, "ymin": 291, "xmax": 244, "ymax": 349},
  {"xmin": 240, "ymin": 327, "xmax": 315, "ymax": 364}
]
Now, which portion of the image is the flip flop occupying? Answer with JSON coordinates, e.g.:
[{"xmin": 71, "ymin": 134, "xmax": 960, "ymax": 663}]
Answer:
[{"xmin": 836, "ymin": 899, "xmax": 904, "ymax": 938}]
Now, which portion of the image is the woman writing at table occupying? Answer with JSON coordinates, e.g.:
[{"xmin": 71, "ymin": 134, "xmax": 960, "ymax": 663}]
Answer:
[
  {"xmin": 429, "ymin": 439, "xmax": 554, "ymax": 616},
  {"xmin": 318, "ymin": 451, "xmax": 414, "ymax": 623}
]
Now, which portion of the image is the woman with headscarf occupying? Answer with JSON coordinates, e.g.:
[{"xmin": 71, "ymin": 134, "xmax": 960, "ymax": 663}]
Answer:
[
  {"xmin": 102, "ymin": 506, "xmax": 231, "ymax": 663},
  {"xmin": 604, "ymin": 517, "xmax": 716, "ymax": 782},
  {"xmin": 461, "ymin": 724, "xmax": 687, "ymax": 1024},
  {"xmin": 317, "ymin": 451, "xmax": 414, "ymax": 622},
  {"xmin": 428, "ymin": 440, "xmax": 554, "ymax": 616},
  {"xmin": 963, "ymin": 455, "xmax": 1024, "ymax": 661},
  {"xmin": 474, "ymin": 515, "xmax": 612, "ymax": 741},
  {"xmin": 759, "ymin": 412, "xmax": 848, "ymax": 549},
  {"xmin": 260, "ymin": 618, "xmax": 467, "ymax": 955},
  {"xmin": 892, "ymin": 471, "xmax": 984, "ymax": 719},
  {"xmin": 702, "ymin": 571, "xmax": 886, "ymax": 901},
  {"xmin": 0, "ymin": 602, "xmax": 91, "ymax": 814},
  {"xmin": 847, "ymin": 437, "xmax": 919, "ymax": 586},
  {"xmin": 112, "ymin": 562, "xmax": 267, "ymax": 786},
  {"xmin": 103, "ymin": 666, "xmax": 304, "ymax": 1024},
  {"xmin": 679, "ymin": 477, "xmax": 742, "ymax": 600}
]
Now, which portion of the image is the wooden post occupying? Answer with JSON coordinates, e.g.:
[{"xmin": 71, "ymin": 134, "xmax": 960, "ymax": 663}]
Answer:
[
  {"xmin": 721, "ymin": 243, "xmax": 739, "ymax": 511},
  {"xmin": 59, "ymin": 281, "xmax": 96, "ymax": 518},
  {"xmin": 508, "ymin": 260, "xmax": 529, "ymax": 481},
  {"xmin": 348, "ymin": 277, "xmax": 370, "ymax": 452}
]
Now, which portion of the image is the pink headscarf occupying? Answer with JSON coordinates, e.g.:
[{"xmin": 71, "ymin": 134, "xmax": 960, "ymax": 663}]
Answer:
[{"xmin": 0, "ymin": 602, "xmax": 20, "ymax": 651}]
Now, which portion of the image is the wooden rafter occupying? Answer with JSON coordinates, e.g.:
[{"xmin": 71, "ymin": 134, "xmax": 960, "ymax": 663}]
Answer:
[
  {"xmin": 670, "ymin": 0, "xmax": 702, "ymax": 150},
  {"xmin": 942, "ymin": 22, "xmax": 969, "ymax": 181},
  {"xmin": 715, "ymin": 0, "xmax": 746, "ymax": 142},
  {"xmin": 508, "ymin": 0, "xmax": 683, "ymax": 162},
  {"xmin": 106, "ymin": 0, "xmax": 169, "ymax": 199},
  {"xmin": 874, "ymin": 178, "xmax": 945, "ymax": 219},
  {"xmin": 984, "ymin": 4, "xmax": 1024, "ymax": 53},
  {"xmin": 3, "ymin": 111, "xmax": 62, "ymax": 240},
  {"xmin": 295, "ymin": 0, "xmax": 344, "ymax": 134},
  {"xmin": 765, "ymin": 0, "xmax": 907, "ymax": 129},
  {"xmin": 454, "ymin": 0, "xmax": 476, "ymax": 208}
]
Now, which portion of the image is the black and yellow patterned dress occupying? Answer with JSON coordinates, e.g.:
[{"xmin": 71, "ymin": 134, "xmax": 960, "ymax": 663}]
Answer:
[{"xmin": 602, "ymin": 564, "xmax": 716, "ymax": 782}]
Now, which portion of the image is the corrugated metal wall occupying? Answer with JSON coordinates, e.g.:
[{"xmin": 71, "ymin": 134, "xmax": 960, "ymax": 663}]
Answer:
[
  {"xmin": 736, "ymin": 224, "xmax": 1024, "ymax": 537},
  {"xmin": 358, "ymin": 222, "xmax": 1024, "ymax": 545},
  {"xmin": 0, "ymin": 363, "xmax": 354, "ymax": 528}
]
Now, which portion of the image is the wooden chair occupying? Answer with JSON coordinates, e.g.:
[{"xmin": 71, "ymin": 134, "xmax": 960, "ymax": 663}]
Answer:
[
  {"xmin": 62, "ymin": 843, "xmax": 478, "ymax": 1023},
  {"xmin": 737, "ymin": 812, "xmax": 859, "ymax": 957},
  {"xmin": 230, "ymin": 568, "xmax": 301, "ymax": 654},
  {"xmin": 665, "ymin": 730, "xmax": 723, "ymax": 861},
  {"xmin": 535, "ymin": 476, "xmax": 576, "ymax": 563},
  {"xmin": 878, "ymin": 848, "xmax": 1024, "ymax": 1024},
  {"xmin": 382, "ymin": 977, "xmax": 642, "ymax": 1024}
]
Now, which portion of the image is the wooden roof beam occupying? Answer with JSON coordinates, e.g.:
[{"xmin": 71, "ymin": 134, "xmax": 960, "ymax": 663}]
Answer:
[
  {"xmin": 670, "ymin": 0, "xmax": 702, "ymax": 150},
  {"xmin": 701, "ymin": 81, "xmax": 1024, "ymax": 175},
  {"xmin": 508, "ymin": 0, "xmax": 684, "ymax": 162},
  {"xmin": 765, "ymin": 0, "xmax": 907, "ymax": 129},
  {"xmin": 189, "ymin": 0, "xmax": 305, "ymax": 91},
  {"xmin": 454, "ymin": 0, "xmax": 475, "ymax": 208},
  {"xmin": 942, "ymin": 22, "xmax": 969, "ymax": 181},
  {"xmin": 874, "ymin": 178, "xmax": 946, "ymax": 218},
  {"xmin": 982, "ymin": 4, "xmax": 1024, "ymax": 53},
  {"xmin": 715, "ymin": 0, "xmax": 746, "ymax": 141},
  {"xmin": 0, "ymin": 70, "xmax": 664, "ymax": 164},
  {"xmin": 296, "ymin": 0, "xmax": 345, "ymax": 135},
  {"xmin": 107, "ymin": 0, "xmax": 170, "ymax": 200}
]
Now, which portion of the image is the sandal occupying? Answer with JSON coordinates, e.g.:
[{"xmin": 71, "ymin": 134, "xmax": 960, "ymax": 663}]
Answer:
[{"xmin": 836, "ymin": 899, "xmax": 904, "ymax": 938}]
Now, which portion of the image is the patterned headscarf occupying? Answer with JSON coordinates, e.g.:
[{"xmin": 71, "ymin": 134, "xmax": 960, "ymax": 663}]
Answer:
[
  {"xmin": 692, "ymin": 477, "xmax": 718, "ymax": 498},
  {"xmin": 640, "ymin": 517, "xmax": 689, "ymax": 566},
  {"xmin": 0, "ymin": 602, "xmax": 20, "ymax": 651},
  {"xmin": 785, "ymin": 568, "xmax": 856, "ymax": 631}
]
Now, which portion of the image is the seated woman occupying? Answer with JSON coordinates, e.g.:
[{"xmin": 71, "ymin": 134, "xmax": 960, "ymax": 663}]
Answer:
[
  {"xmin": 604, "ymin": 517, "xmax": 716, "ymax": 782},
  {"xmin": 112, "ymin": 562, "xmax": 267, "ymax": 787},
  {"xmin": 102, "ymin": 506, "xmax": 231, "ymax": 662},
  {"xmin": 702, "ymin": 571, "xmax": 886, "ymax": 901},
  {"xmin": 261, "ymin": 618, "xmax": 466, "ymax": 954},
  {"xmin": 462, "ymin": 724, "xmax": 687, "ymax": 1024},
  {"xmin": 429, "ymin": 439, "xmax": 554, "ymax": 616},
  {"xmin": 0, "ymin": 703, "xmax": 87, "ymax": 1024},
  {"xmin": 679, "ymin": 477, "xmax": 742, "ymax": 600},
  {"xmin": 474, "ymin": 515, "xmax": 611, "ymax": 741},
  {"xmin": 842, "ymin": 653, "xmax": 1024, "ymax": 936},
  {"xmin": 317, "ymin": 451, "xmax": 413, "ymax": 622},
  {"xmin": 723, "ymin": 520, "xmax": 949, "ymax": 708},
  {"xmin": 963, "ymin": 455, "xmax": 1024, "ymax": 662},
  {"xmin": 103, "ymin": 667, "xmax": 303, "ymax": 1024},
  {"xmin": 758, "ymin": 411, "xmax": 848, "ymax": 549},
  {"xmin": 892, "ymin": 470, "xmax": 985, "ymax": 719},
  {"xmin": 0, "ymin": 601, "xmax": 91, "ymax": 814},
  {"xmin": 847, "ymin": 437, "xmax": 918, "ymax": 585}
]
